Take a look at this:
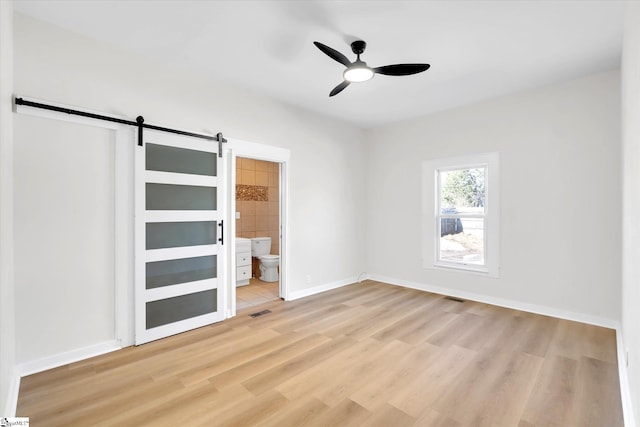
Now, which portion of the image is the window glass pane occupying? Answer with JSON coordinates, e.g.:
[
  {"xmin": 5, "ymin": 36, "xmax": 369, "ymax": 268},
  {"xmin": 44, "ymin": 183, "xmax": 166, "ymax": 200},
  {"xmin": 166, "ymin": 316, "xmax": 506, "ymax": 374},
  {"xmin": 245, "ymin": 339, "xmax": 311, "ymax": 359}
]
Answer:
[
  {"xmin": 439, "ymin": 218, "xmax": 484, "ymax": 265},
  {"xmin": 146, "ymin": 143, "xmax": 217, "ymax": 176},
  {"xmin": 146, "ymin": 183, "xmax": 216, "ymax": 211},
  {"xmin": 146, "ymin": 289, "xmax": 216, "ymax": 329},
  {"xmin": 146, "ymin": 255, "xmax": 216, "ymax": 289},
  {"xmin": 439, "ymin": 167, "xmax": 485, "ymax": 215},
  {"xmin": 146, "ymin": 221, "xmax": 216, "ymax": 249}
]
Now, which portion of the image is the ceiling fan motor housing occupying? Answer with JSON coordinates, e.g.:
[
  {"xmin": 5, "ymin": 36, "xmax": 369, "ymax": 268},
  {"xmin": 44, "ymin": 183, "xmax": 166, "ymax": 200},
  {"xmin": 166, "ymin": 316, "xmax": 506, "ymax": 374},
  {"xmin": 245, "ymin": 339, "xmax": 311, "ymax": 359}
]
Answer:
[{"xmin": 351, "ymin": 40, "xmax": 367, "ymax": 55}]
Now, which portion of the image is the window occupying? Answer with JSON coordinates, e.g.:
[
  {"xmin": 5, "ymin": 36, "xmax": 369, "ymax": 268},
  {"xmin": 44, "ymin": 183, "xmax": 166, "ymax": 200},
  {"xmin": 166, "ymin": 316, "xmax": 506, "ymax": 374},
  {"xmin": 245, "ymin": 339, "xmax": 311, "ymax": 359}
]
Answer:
[{"xmin": 422, "ymin": 153, "xmax": 500, "ymax": 276}]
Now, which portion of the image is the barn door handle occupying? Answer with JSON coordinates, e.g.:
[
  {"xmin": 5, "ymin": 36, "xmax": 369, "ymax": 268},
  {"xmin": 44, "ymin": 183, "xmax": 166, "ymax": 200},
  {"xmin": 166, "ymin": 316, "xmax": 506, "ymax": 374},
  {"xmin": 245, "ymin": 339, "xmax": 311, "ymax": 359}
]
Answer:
[{"xmin": 218, "ymin": 220, "xmax": 224, "ymax": 245}]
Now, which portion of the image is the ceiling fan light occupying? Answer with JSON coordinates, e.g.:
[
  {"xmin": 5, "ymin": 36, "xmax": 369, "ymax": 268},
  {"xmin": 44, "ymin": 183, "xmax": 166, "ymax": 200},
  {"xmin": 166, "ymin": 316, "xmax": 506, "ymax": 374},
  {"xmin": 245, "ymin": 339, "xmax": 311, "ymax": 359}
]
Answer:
[{"xmin": 344, "ymin": 65, "xmax": 374, "ymax": 83}]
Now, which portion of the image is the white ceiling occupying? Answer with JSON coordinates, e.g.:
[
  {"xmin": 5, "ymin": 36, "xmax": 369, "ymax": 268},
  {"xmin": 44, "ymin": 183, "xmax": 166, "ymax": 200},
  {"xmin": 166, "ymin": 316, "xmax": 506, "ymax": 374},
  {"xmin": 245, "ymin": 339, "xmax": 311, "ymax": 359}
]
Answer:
[{"xmin": 13, "ymin": 0, "xmax": 626, "ymax": 128}]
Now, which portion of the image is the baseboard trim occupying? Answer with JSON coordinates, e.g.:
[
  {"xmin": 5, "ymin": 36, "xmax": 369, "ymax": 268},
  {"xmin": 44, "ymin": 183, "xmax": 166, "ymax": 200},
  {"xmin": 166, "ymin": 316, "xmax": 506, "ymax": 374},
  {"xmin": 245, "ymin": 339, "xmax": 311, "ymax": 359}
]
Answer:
[
  {"xmin": 16, "ymin": 340, "xmax": 121, "ymax": 378},
  {"xmin": 616, "ymin": 328, "xmax": 637, "ymax": 427},
  {"xmin": 366, "ymin": 274, "xmax": 618, "ymax": 329},
  {"xmin": 3, "ymin": 368, "xmax": 20, "ymax": 417},
  {"xmin": 287, "ymin": 276, "xmax": 359, "ymax": 301}
]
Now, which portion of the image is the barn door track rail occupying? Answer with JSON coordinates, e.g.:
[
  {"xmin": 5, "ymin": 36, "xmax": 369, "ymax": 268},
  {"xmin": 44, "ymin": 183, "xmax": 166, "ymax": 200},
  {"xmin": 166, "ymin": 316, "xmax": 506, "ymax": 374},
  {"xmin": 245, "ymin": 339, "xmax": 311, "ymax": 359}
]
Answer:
[{"xmin": 14, "ymin": 97, "xmax": 227, "ymax": 155}]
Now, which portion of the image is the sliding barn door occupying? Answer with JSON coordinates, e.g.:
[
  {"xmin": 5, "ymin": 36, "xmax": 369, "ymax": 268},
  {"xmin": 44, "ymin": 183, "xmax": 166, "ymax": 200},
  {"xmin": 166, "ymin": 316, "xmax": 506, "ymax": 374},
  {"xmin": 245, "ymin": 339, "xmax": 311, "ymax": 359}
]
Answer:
[{"xmin": 135, "ymin": 130, "xmax": 225, "ymax": 345}]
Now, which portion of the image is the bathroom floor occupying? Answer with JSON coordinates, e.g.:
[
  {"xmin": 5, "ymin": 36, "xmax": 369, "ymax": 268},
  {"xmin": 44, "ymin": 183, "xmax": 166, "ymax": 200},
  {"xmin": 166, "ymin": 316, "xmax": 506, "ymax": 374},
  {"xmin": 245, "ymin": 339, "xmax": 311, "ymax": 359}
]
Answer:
[{"xmin": 236, "ymin": 278, "xmax": 280, "ymax": 311}]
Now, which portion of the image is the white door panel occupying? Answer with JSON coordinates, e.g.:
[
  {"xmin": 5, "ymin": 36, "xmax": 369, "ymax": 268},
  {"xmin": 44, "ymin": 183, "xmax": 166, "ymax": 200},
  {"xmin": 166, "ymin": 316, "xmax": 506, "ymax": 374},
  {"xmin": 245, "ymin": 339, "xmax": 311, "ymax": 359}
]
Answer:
[{"xmin": 135, "ymin": 130, "xmax": 225, "ymax": 345}]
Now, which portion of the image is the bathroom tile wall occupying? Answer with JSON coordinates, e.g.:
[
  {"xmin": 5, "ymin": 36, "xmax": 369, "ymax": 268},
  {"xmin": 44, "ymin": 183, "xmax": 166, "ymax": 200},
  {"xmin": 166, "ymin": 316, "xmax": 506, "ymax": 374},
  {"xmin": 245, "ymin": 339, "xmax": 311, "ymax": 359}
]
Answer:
[{"xmin": 236, "ymin": 157, "xmax": 280, "ymax": 255}]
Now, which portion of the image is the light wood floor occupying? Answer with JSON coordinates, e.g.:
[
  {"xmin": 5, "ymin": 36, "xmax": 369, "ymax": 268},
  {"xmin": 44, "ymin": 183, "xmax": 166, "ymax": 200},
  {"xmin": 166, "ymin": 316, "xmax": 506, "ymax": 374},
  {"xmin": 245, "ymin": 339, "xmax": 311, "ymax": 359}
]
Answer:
[
  {"xmin": 17, "ymin": 281, "xmax": 623, "ymax": 426},
  {"xmin": 236, "ymin": 278, "xmax": 280, "ymax": 311}
]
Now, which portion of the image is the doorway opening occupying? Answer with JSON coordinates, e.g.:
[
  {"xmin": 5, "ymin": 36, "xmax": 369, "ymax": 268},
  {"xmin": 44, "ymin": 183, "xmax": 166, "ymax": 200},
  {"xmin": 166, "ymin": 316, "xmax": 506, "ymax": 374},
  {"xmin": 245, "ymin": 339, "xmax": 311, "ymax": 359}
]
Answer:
[{"xmin": 234, "ymin": 156, "xmax": 282, "ymax": 311}]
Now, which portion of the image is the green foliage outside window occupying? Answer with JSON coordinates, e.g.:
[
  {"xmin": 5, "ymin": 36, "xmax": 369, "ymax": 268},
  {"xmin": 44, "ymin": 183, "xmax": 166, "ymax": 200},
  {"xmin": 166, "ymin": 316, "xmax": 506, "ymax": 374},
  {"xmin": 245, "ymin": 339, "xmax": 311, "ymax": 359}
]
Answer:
[{"xmin": 441, "ymin": 168, "xmax": 485, "ymax": 208}]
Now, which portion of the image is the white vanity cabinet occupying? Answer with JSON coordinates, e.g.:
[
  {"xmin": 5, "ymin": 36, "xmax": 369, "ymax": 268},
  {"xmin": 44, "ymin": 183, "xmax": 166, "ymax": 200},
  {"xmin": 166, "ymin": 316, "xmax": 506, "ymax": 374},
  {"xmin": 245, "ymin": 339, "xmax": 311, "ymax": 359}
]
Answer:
[{"xmin": 236, "ymin": 238, "xmax": 252, "ymax": 286}]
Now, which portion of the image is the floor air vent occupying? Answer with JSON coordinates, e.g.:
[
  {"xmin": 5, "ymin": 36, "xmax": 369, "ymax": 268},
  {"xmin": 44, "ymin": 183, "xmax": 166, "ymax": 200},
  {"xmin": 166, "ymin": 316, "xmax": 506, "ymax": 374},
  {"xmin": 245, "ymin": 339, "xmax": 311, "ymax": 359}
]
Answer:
[
  {"xmin": 249, "ymin": 309, "xmax": 272, "ymax": 318},
  {"xmin": 444, "ymin": 296, "xmax": 465, "ymax": 303}
]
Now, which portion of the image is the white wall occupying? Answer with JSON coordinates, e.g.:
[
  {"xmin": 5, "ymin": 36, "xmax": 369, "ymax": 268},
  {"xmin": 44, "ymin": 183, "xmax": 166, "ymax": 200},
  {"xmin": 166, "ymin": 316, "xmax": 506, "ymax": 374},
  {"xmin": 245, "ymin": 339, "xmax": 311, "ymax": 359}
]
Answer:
[
  {"xmin": 13, "ymin": 13, "xmax": 366, "ymax": 363},
  {"xmin": 622, "ymin": 1, "xmax": 640, "ymax": 423},
  {"xmin": 0, "ymin": 0, "xmax": 15, "ymax": 417},
  {"xmin": 365, "ymin": 70, "xmax": 621, "ymax": 324},
  {"xmin": 13, "ymin": 116, "xmax": 117, "ymax": 364}
]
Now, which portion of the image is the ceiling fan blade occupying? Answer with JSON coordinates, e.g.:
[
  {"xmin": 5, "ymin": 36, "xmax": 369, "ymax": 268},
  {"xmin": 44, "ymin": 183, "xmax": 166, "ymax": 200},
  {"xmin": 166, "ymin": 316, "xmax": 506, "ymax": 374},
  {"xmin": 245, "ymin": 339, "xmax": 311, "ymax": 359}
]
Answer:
[
  {"xmin": 329, "ymin": 81, "xmax": 350, "ymax": 97},
  {"xmin": 373, "ymin": 63, "xmax": 431, "ymax": 76},
  {"xmin": 314, "ymin": 41, "xmax": 352, "ymax": 67}
]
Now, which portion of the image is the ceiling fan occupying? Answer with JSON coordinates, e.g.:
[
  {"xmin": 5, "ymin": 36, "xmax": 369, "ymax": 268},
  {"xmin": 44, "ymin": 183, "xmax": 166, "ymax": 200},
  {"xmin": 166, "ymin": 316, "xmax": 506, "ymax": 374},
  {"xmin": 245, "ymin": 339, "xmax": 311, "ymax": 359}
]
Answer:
[{"xmin": 313, "ymin": 40, "xmax": 430, "ymax": 97}]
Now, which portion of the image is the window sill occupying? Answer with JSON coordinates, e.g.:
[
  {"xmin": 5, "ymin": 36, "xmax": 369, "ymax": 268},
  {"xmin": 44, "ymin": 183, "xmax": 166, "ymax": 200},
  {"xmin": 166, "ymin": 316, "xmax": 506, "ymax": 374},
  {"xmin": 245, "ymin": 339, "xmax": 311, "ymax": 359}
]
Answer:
[{"xmin": 429, "ymin": 262, "xmax": 499, "ymax": 278}]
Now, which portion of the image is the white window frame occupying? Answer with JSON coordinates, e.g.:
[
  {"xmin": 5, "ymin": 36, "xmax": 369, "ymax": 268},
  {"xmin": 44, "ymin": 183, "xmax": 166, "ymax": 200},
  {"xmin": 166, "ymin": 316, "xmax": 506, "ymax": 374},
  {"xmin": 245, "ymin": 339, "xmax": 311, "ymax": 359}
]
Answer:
[{"xmin": 422, "ymin": 152, "xmax": 500, "ymax": 277}]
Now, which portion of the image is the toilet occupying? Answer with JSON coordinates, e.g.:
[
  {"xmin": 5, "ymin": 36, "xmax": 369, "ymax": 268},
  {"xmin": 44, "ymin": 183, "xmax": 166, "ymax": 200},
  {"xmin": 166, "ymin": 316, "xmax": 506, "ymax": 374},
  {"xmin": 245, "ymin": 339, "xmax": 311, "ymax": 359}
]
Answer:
[{"xmin": 250, "ymin": 237, "xmax": 280, "ymax": 282}]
